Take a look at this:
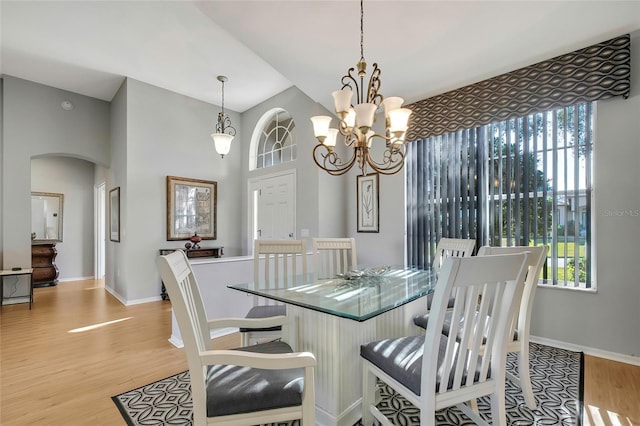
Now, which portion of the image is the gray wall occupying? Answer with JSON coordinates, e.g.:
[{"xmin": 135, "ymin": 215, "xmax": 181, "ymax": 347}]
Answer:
[
  {"xmin": 111, "ymin": 78, "xmax": 244, "ymax": 302},
  {"xmin": 108, "ymin": 78, "xmax": 127, "ymax": 298},
  {"xmin": 239, "ymin": 86, "xmax": 346, "ymax": 252},
  {"xmin": 1, "ymin": 75, "xmax": 110, "ymax": 296},
  {"xmin": 528, "ymin": 31, "xmax": 640, "ymax": 358},
  {"xmin": 31, "ymin": 156, "xmax": 95, "ymax": 281}
]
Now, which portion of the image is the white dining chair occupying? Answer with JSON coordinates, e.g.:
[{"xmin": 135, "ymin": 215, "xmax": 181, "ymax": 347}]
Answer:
[
  {"xmin": 476, "ymin": 245, "xmax": 548, "ymax": 409},
  {"xmin": 312, "ymin": 237, "xmax": 357, "ymax": 279},
  {"xmin": 413, "ymin": 237, "xmax": 476, "ymax": 327},
  {"xmin": 157, "ymin": 249, "xmax": 316, "ymax": 425},
  {"xmin": 240, "ymin": 239, "xmax": 307, "ymax": 346},
  {"xmin": 414, "ymin": 245, "xmax": 548, "ymax": 410},
  {"xmin": 431, "ymin": 237, "xmax": 476, "ymax": 273},
  {"xmin": 361, "ymin": 253, "xmax": 529, "ymax": 425}
]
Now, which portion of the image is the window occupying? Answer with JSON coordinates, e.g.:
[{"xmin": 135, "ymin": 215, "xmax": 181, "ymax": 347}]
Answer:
[
  {"xmin": 255, "ymin": 109, "xmax": 296, "ymax": 169},
  {"xmin": 406, "ymin": 102, "xmax": 593, "ymax": 289}
]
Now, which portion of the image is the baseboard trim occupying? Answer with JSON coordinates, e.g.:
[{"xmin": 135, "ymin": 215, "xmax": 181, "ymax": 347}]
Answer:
[
  {"xmin": 104, "ymin": 285, "xmax": 125, "ymax": 305},
  {"xmin": 168, "ymin": 334, "xmax": 184, "ymax": 349},
  {"xmin": 168, "ymin": 327, "xmax": 236, "ymax": 349},
  {"xmin": 125, "ymin": 295, "xmax": 163, "ymax": 306},
  {"xmin": 103, "ymin": 286, "xmax": 162, "ymax": 306},
  {"xmin": 530, "ymin": 335, "xmax": 640, "ymax": 366},
  {"xmin": 58, "ymin": 276, "xmax": 94, "ymax": 283}
]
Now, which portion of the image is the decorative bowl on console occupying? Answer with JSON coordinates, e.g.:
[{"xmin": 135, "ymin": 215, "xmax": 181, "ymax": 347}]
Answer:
[{"xmin": 189, "ymin": 233, "xmax": 202, "ymax": 249}]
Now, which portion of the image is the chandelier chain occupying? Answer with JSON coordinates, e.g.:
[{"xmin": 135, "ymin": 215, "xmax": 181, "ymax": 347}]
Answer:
[{"xmin": 360, "ymin": 0, "xmax": 364, "ymax": 62}]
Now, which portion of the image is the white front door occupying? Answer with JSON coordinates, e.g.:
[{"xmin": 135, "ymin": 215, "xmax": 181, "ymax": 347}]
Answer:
[{"xmin": 249, "ymin": 171, "xmax": 296, "ymax": 248}]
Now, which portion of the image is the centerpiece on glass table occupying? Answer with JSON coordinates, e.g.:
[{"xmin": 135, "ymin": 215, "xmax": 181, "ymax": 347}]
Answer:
[{"xmin": 336, "ymin": 265, "xmax": 390, "ymax": 280}]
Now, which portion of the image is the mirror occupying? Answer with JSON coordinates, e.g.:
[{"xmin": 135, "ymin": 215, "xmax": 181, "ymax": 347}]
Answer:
[{"xmin": 31, "ymin": 192, "xmax": 64, "ymax": 242}]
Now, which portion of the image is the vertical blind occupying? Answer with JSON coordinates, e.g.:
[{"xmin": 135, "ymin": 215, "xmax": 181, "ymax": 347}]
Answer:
[
  {"xmin": 407, "ymin": 103, "xmax": 593, "ymax": 288},
  {"xmin": 404, "ymin": 34, "xmax": 629, "ymax": 287}
]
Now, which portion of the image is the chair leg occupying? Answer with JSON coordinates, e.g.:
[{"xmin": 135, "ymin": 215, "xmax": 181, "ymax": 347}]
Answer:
[
  {"xmin": 489, "ymin": 384, "xmax": 507, "ymax": 426},
  {"xmin": 419, "ymin": 405, "xmax": 436, "ymax": 426},
  {"xmin": 361, "ymin": 364, "xmax": 376, "ymax": 426},
  {"xmin": 468, "ymin": 398, "xmax": 479, "ymax": 413},
  {"xmin": 241, "ymin": 331, "xmax": 250, "ymax": 347},
  {"xmin": 518, "ymin": 346, "xmax": 537, "ymax": 409}
]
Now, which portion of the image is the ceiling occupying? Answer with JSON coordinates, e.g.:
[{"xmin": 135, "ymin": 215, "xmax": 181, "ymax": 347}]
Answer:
[{"xmin": 1, "ymin": 1, "xmax": 639, "ymax": 114}]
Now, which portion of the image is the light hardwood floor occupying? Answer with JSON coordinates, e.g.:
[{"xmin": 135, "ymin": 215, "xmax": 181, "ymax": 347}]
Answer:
[{"xmin": 1, "ymin": 279, "xmax": 638, "ymax": 425}]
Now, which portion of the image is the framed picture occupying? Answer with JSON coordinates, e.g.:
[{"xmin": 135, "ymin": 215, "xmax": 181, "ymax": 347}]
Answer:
[
  {"xmin": 167, "ymin": 176, "xmax": 217, "ymax": 241},
  {"xmin": 109, "ymin": 187, "xmax": 120, "ymax": 242},
  {"xmin": 357, "ymin": 173, "xmax": 379, "ymax": 233}
]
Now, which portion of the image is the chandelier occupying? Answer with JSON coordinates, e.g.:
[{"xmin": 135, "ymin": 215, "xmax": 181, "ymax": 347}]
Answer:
[
  {"xmin": 210, "ymin": 75, "xmax": 236, "ymax": 158},
  {"xmin": 310, "ymin": 0, "xmax": 412, "ymax": 176}
]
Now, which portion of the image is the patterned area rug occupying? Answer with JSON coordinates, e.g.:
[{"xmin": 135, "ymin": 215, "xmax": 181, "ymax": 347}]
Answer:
[{"xmin": 112, "ymin": 343, "xmax": 583, "ymax": 425}]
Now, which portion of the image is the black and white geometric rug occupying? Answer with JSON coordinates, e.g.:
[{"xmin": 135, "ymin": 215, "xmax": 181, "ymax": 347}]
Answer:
[{"xmin": 112, "ymin": 343, "xmax": 583, "ymax": 425}]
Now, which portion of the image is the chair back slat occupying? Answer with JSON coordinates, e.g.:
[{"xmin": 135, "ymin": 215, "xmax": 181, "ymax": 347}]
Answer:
[
  {"xmin": 313, "ymin": 237, "xmax": 357, "ymax": 280},
  {"xmin": 432, "ymin": 238, "xmax": 475, "ymax": 273},
  {"xmin": 253, "ymin": 239, "xmax": 307, "ymax": 305},
  {"xmin": 477, "ymin": 245, "xmax": 548, "ymax": 344},
  {"xmin": 423, "ymin": 253, "xmax": 528, "ymax": 397}
]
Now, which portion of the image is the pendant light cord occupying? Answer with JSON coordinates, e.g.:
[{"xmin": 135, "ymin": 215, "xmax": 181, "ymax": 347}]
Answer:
[{"xmin": 220, "ymin": 80, "xmax": 225, "ymax": 115}]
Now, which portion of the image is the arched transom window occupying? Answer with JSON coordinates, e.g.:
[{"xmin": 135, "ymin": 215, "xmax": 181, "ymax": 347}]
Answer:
[{"xmin": 255, "ymin": 109, "xmax": 296, "ymax": 169}]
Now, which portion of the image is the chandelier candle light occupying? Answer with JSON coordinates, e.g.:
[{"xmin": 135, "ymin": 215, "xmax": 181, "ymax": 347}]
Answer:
[
  {"xmin": 311, "ymin": 0, "xmax": 412, "ymax": 176},
  {"xmin": 211, "ymin": 75, "xmax": 236, "ymax": 158}
]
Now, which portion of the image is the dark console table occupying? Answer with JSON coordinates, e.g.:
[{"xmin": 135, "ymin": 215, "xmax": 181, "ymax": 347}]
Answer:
[
  {"xmin": 32, "ymin": 243, "xmax": 59, "ymax": 287},
  {"xmin": 158, "ymin": 247, "xmax": 224, "ymax": 300}
]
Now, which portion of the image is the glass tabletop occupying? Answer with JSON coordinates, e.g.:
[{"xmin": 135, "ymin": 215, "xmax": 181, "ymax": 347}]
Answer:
[{"xmin": 228, "ymin": 265, "xmax": 437, "ymax": 321}]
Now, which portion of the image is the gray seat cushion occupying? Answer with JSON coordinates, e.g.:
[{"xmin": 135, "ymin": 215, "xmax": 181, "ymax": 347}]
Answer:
[
  {"xmin": 414, "ymin": 311, "xmax": 518, "ymax": 342},
  {"xmin": 412, "ymin": 294, "xmax": 456, "ymax": 329},
  {"xmin": 360, "ymin": 335, "xmax": 487, "ymax": 396},
  {"xmin": 206, "ymin": 340, "xmax": 304, "ymax": 417},
  {"xmin": 239, "ymin": 305, "xmax": 286, "ymax": 333}
]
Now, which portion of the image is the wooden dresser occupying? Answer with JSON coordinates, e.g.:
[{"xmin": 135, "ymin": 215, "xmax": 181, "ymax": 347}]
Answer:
[{"xmin": 31, "ymin": 243, "xmax": 59, "ymax": 287}]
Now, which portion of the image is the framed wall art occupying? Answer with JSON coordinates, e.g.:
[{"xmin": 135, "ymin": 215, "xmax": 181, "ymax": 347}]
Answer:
[
  {"xmin": 109, "ymin": 187, "xmax": 120, "ymax": 242},
  {"xmin": 357, "ymin": 173, "xmax": 379, "ymax": 233},
  {"xmin": 166, "ymin": 176, "xmax": 217, "ymax": 241}
]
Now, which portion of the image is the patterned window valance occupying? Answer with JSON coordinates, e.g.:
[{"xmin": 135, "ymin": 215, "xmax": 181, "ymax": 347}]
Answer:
[{"xmin": 406, "ymin": 34, "xmax": 630, "ymax": 141}]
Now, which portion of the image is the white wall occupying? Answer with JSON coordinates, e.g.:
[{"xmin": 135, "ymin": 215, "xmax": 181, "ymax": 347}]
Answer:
[{"xmin": 31, "ymin": 157, "xmax": 95, "ymax": 282}]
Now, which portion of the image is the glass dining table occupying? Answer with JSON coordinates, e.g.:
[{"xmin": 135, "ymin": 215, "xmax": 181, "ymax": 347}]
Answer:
[{"xmin": 228, "ymin": 265, "xmax": 438, "ymax": 426}]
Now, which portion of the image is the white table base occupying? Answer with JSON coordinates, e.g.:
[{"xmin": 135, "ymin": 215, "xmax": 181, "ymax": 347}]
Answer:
[{"xmin": 288, "ymin": 296, "xmax": 427, "ymax": 426}]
